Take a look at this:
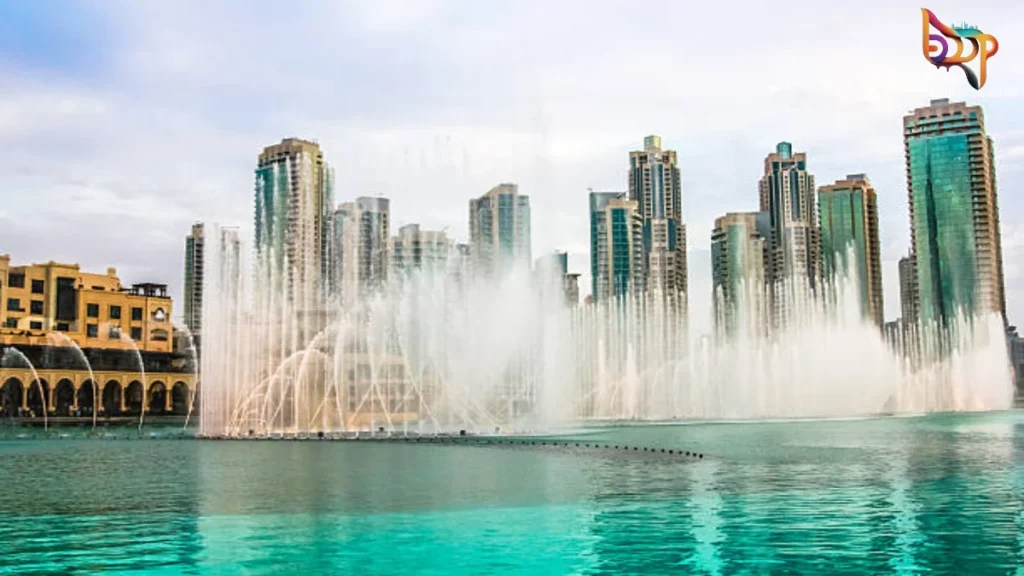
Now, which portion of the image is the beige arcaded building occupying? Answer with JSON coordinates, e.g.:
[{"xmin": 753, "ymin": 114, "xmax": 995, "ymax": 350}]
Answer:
[{"xmin": 0, "ymin": 255, "xmax": 174, "ymax": 353}]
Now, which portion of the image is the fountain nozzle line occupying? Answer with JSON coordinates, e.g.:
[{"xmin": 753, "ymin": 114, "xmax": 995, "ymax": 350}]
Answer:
[{"xmin": 193, "ymin": 431, "xmax": 707, "ymax": 459}]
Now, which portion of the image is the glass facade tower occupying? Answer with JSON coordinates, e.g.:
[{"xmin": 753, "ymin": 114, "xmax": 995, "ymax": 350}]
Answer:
[
  {"xmin": 589, "ymin": 191, "xmax": 644, "ymax": 302},
  {"xmin": 903, "ymin": 99, "xmax": 1005, "ymax": 325},
  {"xmin": 818, "ymin": 174, "xmax": 883, "ymax": 327}
]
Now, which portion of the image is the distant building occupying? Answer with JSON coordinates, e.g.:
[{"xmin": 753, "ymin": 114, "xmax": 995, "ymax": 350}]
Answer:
[
  {"xmin": 629, "ymin": 136, "xmax": 687, "ymax": 312},
  {"xmin": 589, "ymin": 191, "xmax": 644, "ymax": 302},
  {"xmin": 898, "ymin": 255, "xmax": 919, "ymax": 325},
  {"xmin": 1008, "ymin": 326, "xmax": 1024, "ymax": 397},
  {"xmin": 331, "ymin": 197, "xmax": 390, "ymax": 302},
  {"xmin": 903, "ymin": 99, "xmax": 1005, "ymax": 324},
  {"xmin": 254, "ymin": 138, "xmax": 334, "ymax": 300},
  {"xmin": 390, "ymin": 224, "xmax": 453, "ymax": 277},
  {"xmin": 534, "ymin": 251, "xmax": 579, "ymax": 307},
  {"xmin": 183, "ymin": 223, "xmax": 240, "ymax": 338},
  {"xmin": 469, "ymin": 183, "xmax": 531, "ymax": 278},
  {"xmin": 711, "ymin": 211, "xmax": 772, "ymax": 338},
  {"xmin": 818, "ymin": 174, "xmax": 883, "ymax": 327}
]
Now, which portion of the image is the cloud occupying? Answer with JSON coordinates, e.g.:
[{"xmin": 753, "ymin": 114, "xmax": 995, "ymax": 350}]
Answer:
[{"xmin": 1, "ymin": 0, "xmax": 1023, "ymax": 332}]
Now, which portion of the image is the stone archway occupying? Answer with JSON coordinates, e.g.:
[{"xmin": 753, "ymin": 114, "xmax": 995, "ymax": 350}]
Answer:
[
  {"xmin": 54, "ymin": 379, "xmax": 75, "ymax": 417},
  {"xmin": 102, "ymin": 380, "xmax": 123, "ymax": 416},
  {"xmin": 26, "ymin": 379, "xmax": 49, "ymax": 417},
  {"xmin": 147, "ymin": 381, "xmax": 167, "ymax": 414},
  {"xmin": 125, "ymin": 381, "xmax": 144, "ymax": 415},
  {"xmin": 1, "ymin": 377, "xmax": 24, "ymax": 417},
  {"xmin": 77, "ymin": 380, "xmax": 98, "ymax": 417},
  {"xmin": 171, "ymin": 381, "xmax": 191, "ymax": 415}
]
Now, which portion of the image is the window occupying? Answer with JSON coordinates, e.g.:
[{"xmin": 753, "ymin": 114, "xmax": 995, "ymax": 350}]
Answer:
[
  {"xmin": 55, "ymin": 322, "xmax": 70, "ymax": 332},
  {"xmin": 152, "ymin": 308, "xmax": 167, "ymax": 322},
  {"xmin": 31, "ymin": 279, "xmax": 44, "ymax": 294},
  {"xmin": 151, "ymin": 328, "xmax": 169, "ymax": 342},
  {"xmin": 8, "ymin": 273, "xmax": 24, "ymax": 288},
  {"xmin": 131, "ymin": 326, "xmax": 142, "ymax": 341},
  {"xmin": 87, "ymin": 303, "xmax": 99, "ymax": 318},
  {"xmin": 108, "ymin": 325, "xmax": 121, "ymax": 339},
  {"xmin": 109, "ymin": 305, "xmax": 121, "ymax": 320},
  {"xmin": 131, "ymin": 307, "xmax": 143, "ymax": 321},
  {"xmin": 4, "ymin": 318, "xmax": 17, "ymax": 329},
  {"xmin": 86, "ymin": 324, "xmax": 98, "ymax": 338},
  {"xmin": 29, "ymin": 321, "xmax": 42, "ymax": 330},
  {"xmin": 6, "ymin": 298, "xmax": 21, "ymax": 312},
  {"xmin": 30, "ymin": 300, "xmax": 43, "ymax": 315}
]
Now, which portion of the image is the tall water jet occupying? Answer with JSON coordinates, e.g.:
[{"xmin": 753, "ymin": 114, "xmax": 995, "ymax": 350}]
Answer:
[
  {"xmin": 198, "ymin": 223, "xmax": 1014, "ymax": 438},
  {"xmin": 173, "ymin": 321, "xmax": 200, "ymax": 429},
  {"xmin": 1, "ymin": 347, "xmax": 48, "ymax": 430},
  {"xmin": 47, "ymin": 332, "xmax": 98, "ymax": 429}
]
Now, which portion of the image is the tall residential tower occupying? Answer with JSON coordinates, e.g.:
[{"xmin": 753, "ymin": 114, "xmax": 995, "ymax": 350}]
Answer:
[
  {"xmin": 254, "ymin": 138, "xmax": 334, "ymax": 300},
  {"xmin": 711, "ymin": 211, "xmax": 772, "ymax": 338},
  {"xmin": 818, "ymin": 174, "xmax": 883, "ymax": 327},
  {"xmin": 628, "ymin": 135, "xmax": 687, "ymax": 313},
  {"xmin": 589, "ymin": 190, "xmax": 645, "ymax": 302},
  {"xmin": 469, "ymin": 183, "xmax": 531, "ymax": 278},
  {"xmin": 903, "ymin": 98, "xmax": 1005, "ymax": 324}
]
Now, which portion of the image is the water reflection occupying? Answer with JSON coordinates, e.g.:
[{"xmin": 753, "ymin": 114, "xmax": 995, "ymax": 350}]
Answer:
[{"xmin": 687, "ymin": 460, "xmax": 724, "ymax": 575}]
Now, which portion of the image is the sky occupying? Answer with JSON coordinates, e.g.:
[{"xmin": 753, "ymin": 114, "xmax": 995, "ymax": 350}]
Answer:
[{"xmin": 0, "ymin": 0, "xmax": 1022, "ymax": 334}]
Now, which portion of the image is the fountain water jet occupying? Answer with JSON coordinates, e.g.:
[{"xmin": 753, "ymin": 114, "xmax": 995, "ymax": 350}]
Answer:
[
  {"xmin": 47, "ymin": 332, "xmax": 98, "ymax": 429},
  {"xmin": 197, "ymin": 224, "xmax": 1014, "ymax": 438},
  {"xmin": 1, "ymin": 347, "xmax": 48, "ymax": 430}
]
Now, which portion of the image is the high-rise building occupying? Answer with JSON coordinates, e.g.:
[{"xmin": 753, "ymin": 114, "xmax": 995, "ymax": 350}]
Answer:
[
  {"xmin": 534, "ymin": 251, "xmax": 579, "ymax": 307},
  {"xmin": 903, "ymin": 98, "xmax": 1005, "ymax": 324},
  {"xmin": 183, "ymin": 223, "xmax": 205, "ymax": 334},
  {"xmin": 183, "ymin": 223, "xmax": 240, "ymax": 347},
  {"xmin": 629, "ymin": 136, "xmax": 687, "ymax": 311},
  {"xmin": 710, "ymin": 211, "xmax": 772, "ymax": 337},
  {"xmin": 469, "ymin": 183, "xmax": 531, "ymax": 278},
  {"xmin": 254, "ymin": 138, "xmax": 334, "ymax": 300},
  {"xmin": 390, "ymin": 224, "xmax": 453, "ymax": 277},
  {"xmin": 1008, "ymin": 326, "xmax": 1024, "ymax": 396},
  {"xmin": 589, "ymin": 190, "xmax": 644, "ymax": 302},
  {"xmin": 898, "ymin": 255, "xmax": 919, "ymax": 325},
  {"xmin": 331, "ymin": 197, "xmax": 390, "ymax": 302},
  {"xmin": 759, "ymin": 142, "xmax": 818, "ymax": 280},
  {"xmin": 818, "ymin": 174, "xmax": 883, "ymax": 327}
]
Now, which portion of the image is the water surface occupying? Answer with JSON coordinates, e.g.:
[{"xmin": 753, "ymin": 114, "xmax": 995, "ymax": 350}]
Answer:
[{"xmin": 1, "ymin": 412, "xmax": 1023, "ymax": 574}]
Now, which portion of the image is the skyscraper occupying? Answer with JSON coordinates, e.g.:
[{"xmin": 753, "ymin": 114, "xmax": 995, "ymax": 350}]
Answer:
[
  {"xmin": 183, "ymin": 223, "xmax": 240, "ymax": 338},
  {"xmin": 589, "ymin": 190, "xmax": 644, "ymax": 302},
  {"xmin": 818, "ymin": 174, "xmax": 883, "ymax": 327},
  {"xmin": 254, "ymin": 138, "xmax": 334, "ymax": 300},
  {"xmin": 534, "ymin": 251, "xmax": 579, "ymax": 307},
  {"xmin": 759, "ymin": 142, "xmax": 818, "ymax": 285},
  {"xmin": 331, "ymin": 197, "xmax": 390, "ymax": 302},
  {"xmin": 711, "ymin": 211, "xmax": 772, "ymax": 337},
  {"xmin": 390, "ymin": 224, "xmax": 453, "ymax": 277},
  {"xmin": 183, "ymin": 223, "xmax": 205, "ymax": 334},
  {"xmin": 898, "ymin": 255, "xmax": 919, "ymax": 324},
  {"xmin": 903, "ymin": 98, "xmax": 1005, "ymax": 324},
  {"xmin": 629, "ymin": 136, "xmax": 687, "ymax": 311},
  {"xmin": 469, "ymin": 183, "xmax": 531, "ymax": 278}
]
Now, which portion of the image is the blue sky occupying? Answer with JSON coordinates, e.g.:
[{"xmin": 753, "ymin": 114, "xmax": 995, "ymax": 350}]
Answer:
[{"xmin": 1, "ymin": 0, "xmax": 1022, "ymax": 333}]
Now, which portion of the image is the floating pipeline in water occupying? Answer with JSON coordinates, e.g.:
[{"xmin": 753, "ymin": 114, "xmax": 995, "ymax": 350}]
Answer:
[{"xmin": 193, "ymin": 430, "xmax": 708, "ymax": 460}]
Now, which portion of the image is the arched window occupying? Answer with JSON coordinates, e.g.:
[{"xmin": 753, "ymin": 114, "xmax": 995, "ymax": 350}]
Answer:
[
  {"xmin": 151, "ymin": 307, "xmax": 167, "ymax": 322},
  {"xmin": 151, "ymin": 328, "xmax": 169, "ymax": 342}
]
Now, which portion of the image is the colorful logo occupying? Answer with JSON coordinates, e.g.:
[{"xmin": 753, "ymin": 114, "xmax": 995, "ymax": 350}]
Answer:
[{"xmin": 921, "ymin": 8, "xmax": 998, "ymax": 90}]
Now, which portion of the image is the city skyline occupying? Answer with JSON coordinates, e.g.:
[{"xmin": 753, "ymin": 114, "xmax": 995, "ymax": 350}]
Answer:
[{"xmin": 1, "ymin": 2, "xmax": 1023, "ymax": 334}]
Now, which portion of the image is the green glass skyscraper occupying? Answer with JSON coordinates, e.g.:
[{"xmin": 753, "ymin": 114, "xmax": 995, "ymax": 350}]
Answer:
[
  {"xmin": 818, "ymin": 174, "xmax": 883, "ymax": 327},
  {"xmin": 589, "ymin": 191, "xmax": 644, "ymax": 301},
  {"xmin": 903, "ymin": 99, "xmax": 1005, "ymax": 325}
]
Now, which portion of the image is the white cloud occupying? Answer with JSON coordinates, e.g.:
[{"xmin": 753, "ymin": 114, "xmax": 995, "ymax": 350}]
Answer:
[{"xmin": 2, "ymin": 0, "xmax": 1024, "ymax": 331}]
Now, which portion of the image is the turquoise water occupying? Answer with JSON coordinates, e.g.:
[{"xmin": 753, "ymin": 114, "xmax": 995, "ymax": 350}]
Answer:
[{"xmin": 2, "ymin": 413, "xmax": 1023, "ymax": 574}]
